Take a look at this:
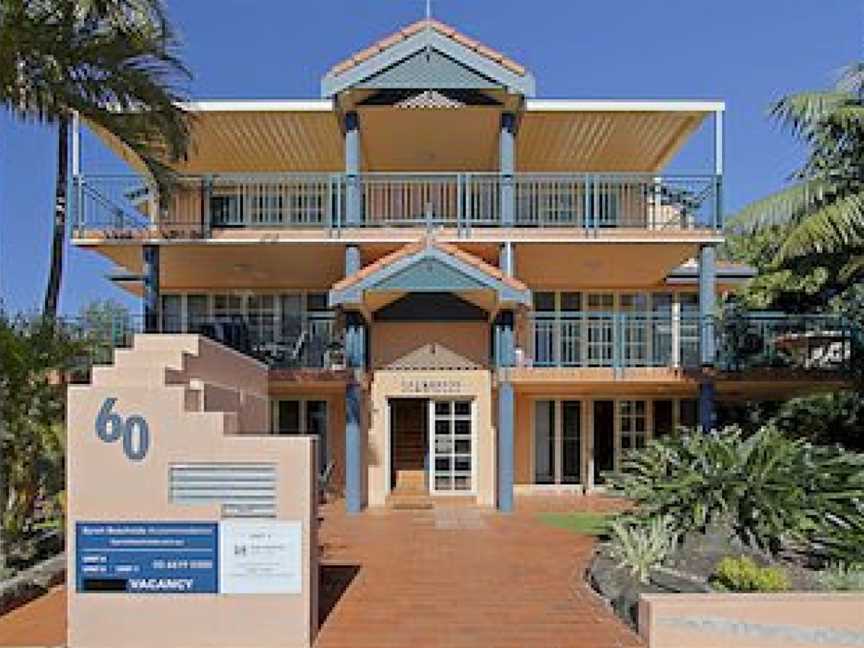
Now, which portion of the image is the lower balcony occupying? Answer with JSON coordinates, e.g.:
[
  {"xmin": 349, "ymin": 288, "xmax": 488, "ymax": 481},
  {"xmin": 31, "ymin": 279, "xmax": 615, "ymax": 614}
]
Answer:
[
  {"xmin": 68, "ymin": 314, "xmax": 340, "ymax": 370},
  {"xmin": 524, "ymin": 312, "xmax": 857, "ymax": 375}
]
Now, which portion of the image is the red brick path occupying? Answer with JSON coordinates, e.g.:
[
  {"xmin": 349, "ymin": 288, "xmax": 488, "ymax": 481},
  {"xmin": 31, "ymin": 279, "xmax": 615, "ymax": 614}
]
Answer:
[
  {"xmin": 0, "ymin": 496, "xmax": 641, "ymax": 648},
  {"xmin": 316, "ymin": 496, "xmax": 642, "ymax": 648}
]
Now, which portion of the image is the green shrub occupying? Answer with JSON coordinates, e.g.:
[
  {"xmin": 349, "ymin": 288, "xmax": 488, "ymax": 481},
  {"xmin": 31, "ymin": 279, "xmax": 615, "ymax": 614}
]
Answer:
[
  {"xmin": 711, "ymin": 556, "xmax": 790, "ymax": 592},
  {"xmin": 608, "ymin": 516, "xmax": 678, "ymax": 584},
  {"xmin": 818, "ymin": 563, "xmax": 864, "ymax": 591},
  {"xmin": 604, "ymin": 426, "xmax": 864, "ymax": 562}
]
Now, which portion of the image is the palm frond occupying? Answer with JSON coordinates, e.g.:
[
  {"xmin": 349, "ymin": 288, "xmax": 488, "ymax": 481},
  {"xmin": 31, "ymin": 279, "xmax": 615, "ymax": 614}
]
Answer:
[
  {"xmin": 727, "ymin": 179, "xmax": 840, "ymax": 234},
  {"xmin": 777, "ymin": 190, "xmax": 864, "ymax": 260},
  {"xmin": 770, "ymin": 91, "xmax": 855, "ymax": 139}
]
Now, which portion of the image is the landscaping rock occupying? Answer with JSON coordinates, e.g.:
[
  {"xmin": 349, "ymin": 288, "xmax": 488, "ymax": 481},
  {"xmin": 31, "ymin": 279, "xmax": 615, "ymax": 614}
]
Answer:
[
  {"xmin": 0, "ymin": 553, "xmax": 65, "ymax": 616},
  {"xmin": 665, "ymin": 523, "xmax": 768, "ymax": 581}
]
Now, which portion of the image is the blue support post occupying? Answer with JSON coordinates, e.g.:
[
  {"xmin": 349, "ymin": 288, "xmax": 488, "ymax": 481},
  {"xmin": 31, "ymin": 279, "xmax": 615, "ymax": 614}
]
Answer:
[
  {"xmin": 500, "ymin": 112, "xmax": 516, "ymax": 227},
  {"xmin": 498, "ymin": 381, "xmax": 514, "ymax": 513},
  {"xmin": 345, "ymin": 111, "xmax": 361, "ymax": 226},
  {"xmin": 699, "ymin": 244, "xmax": 717, "ymax": 431},
  {"xmin": 142, "ymin": 244, "xmax": 160, "ymax": 333},
  {"xmin": 499, "ymin": 241, "xmax": 515, "ymax": 277},
  {"xmin": 343, "ymin": 240, "xmax": 366, "ymax": 513},
  {"xmin": 495, "ymin": 310, "xmax": 515, "ymax": 512},
  {"xmin": 344, "ymin": 310, "xmax": 365, "ymax": 514}
]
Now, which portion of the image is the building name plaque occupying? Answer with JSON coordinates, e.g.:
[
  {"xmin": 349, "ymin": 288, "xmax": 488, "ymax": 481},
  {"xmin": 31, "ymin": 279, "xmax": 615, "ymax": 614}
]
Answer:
[{"xmin": 400, "ymin": 379, "xmax": 463, "ymax": 395}]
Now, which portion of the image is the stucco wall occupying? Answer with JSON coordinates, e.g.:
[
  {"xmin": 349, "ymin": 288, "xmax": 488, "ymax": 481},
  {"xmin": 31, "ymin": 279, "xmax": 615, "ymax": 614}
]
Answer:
[
  {"xmin": 639, "ymin": 593, "xmax": 864, "ymax": 648},
  {"xmin": 370, "ymin": 322, "xmax": 490, "ymax": 368},
  {"xmin": 68, "ymin": 335, "xmax": 317, "ymax": 648}
]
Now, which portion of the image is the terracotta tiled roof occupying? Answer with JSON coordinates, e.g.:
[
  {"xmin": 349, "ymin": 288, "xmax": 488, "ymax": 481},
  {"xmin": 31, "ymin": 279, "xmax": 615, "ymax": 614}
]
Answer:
[
  {"xmin": 325, "ymin": 19, "xmax": 527, "ymax": 79},
  {"xmin": 332, "ymin": 235, "xmax": 528, "ymax": 294}
]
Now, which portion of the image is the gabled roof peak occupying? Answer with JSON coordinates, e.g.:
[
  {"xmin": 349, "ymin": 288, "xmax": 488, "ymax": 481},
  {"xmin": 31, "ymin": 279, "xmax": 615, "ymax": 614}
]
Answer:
[
  {"xmin": 321, "ymin": 19, "xmax": 535, "ymax": 99},
  {"xmin": 325, "ymin": 19, "xmax": 528, "ymax": 80}
]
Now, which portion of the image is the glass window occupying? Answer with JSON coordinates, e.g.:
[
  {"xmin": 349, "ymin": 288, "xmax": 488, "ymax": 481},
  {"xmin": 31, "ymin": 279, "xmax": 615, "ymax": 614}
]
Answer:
[
  {"xmin": 534, "ymin": 401, "xmax": 555, "ymax": 484},
  {"xmin": 653, "ymin": 400, "xmax": 674, "ymax": 438},
  {"xmin": 652, "ymin": 293, "xmax": 674, "ymax": 366},
  {"xmin": 187, "ymin": 294, "xmax": 209, "ymax": 333},
  {"xmin": 679, "ymin": 293, "xmax": 700, "ymax": 367},
  {"xmin": 306, "ymin": 292, "xmax": 329, "ymax": 312},
  {"xmin": 534, "ymin": 292, "xmax": 556, "ymax": 312},
  {"xmin": 161, "ymin": 295, "xmax": 182, "ymax": 333},
  {"xmin": 276, "ymin": 400, "xmax": 301, "ymax": 435},
  {"xmin": 560, "ymin": 292, "xmax": 582, "ymax": 312},
  {"xmin": 619, "ymin": 400, "xmax": 647, "ymax": 452},
  {"xmin": 562, "ymin": 401, "xmax": 581, "ymax": 483}
]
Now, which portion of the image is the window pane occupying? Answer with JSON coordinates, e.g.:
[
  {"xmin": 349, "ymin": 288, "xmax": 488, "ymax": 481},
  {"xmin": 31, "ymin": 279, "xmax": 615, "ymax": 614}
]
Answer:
[
  {"xmin": 560, "ymin": 292, "xmax": 582, "ymax": 312},
  {"xmin": 562, "ymin": 401, "xmax": 581, "ymax": 483},
  {"xmin": 653, "ymin": 400, "xmax": 674, "ymax": 437},
  {"xmin": 534, "ymin": 292, "xmax": 555, "ymax": 312},
  {"xmin": 306, "ymin": 293, "xmax": 328, "ymax": 312},
  {"xmin": 187, "ymin": 295, "xmax": 209, "ymax": 332},
  {"xmin": 277, "ymin": 400, "xmax": 301, "ymax": 435},
  {"xmin": 534, "ymin": 401, "xmax": 555, "ymax": 484},
  {"xmin": 161, "ymin": 295, "xmax": 182, "ymax": 333}
]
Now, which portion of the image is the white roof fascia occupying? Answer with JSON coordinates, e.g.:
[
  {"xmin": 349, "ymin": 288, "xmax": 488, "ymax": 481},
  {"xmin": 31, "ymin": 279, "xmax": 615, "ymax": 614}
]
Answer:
[
  {"xmin": 177, "ymin": 100, "xmax": 334, "ymax": 113},
  {"xmin": 526, "ymin": 99, "xmax": 725, "ymax": 113}
]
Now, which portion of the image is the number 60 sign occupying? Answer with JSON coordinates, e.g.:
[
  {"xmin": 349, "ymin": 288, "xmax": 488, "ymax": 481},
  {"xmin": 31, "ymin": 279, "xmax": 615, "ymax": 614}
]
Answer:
[{"xmin": 95, "ymin": 398, "xmax": 150, "ymax": 461}]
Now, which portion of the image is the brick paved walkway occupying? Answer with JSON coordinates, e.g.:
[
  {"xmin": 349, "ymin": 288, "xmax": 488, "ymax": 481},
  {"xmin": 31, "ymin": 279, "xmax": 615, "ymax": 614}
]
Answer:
[
  {"xmin": 316, "ymin": 496, "xmax": 642, "ymax": 648},
  {"xmin": 0, "ymin": 496, "xmax": 641, "ymax": 648}
]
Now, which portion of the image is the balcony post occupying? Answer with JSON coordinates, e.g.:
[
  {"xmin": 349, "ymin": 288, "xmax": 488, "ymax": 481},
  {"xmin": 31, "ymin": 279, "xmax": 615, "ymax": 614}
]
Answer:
[
  {"xmin": 142, "ymin": 244, "xmax": 160, "ymax": 333},
  {"xmin": 500, "ymin": 112, "xmax": 516, "ymax": 227},
  {"xmin": 499, "ymin": 241, "xmax": 515, "ymax": 277},
  {"xmin": 495, "ymin": 310, "xmax": 515, "ymax": 513},
  {"xmin": 714, "ymin": 109, "xmax": 724, "ymax": 229},
  {"xmin": 345, "ymin": 111, "xmax": 362, "ymax": 226},
  {"xmin": 343, "ymin": 244, "xmax": 365, "ymax": 513},
  {"xmin": 699, "ymin": 244, "xmax": 717, "ymax": 431}
]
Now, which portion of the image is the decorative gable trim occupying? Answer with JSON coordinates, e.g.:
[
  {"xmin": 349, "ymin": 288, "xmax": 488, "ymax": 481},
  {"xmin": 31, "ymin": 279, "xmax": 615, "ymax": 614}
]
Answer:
[{"xmin": 321, "ymin": 23, "xmax": 535, "ymax": 98}]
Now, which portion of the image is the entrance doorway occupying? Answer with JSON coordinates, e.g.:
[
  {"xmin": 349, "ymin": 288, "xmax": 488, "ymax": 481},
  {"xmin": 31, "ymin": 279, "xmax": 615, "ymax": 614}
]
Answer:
[
  {"xmin": 430, "ymin": 400, "xmax": 474, "ymax": 495},
  {"xmin": 388, "ymin": 398, "xmax": 476, "ymax": 496},
  {"xmin": 390, "ymin": 399, "xmax": 428, "ymax": 493}
]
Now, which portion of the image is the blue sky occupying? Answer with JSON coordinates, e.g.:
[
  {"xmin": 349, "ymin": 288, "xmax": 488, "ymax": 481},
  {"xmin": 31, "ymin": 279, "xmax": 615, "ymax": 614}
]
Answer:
[{"xmin": 0, "ymin": 0, "xmax": 860, "ymax": 315}]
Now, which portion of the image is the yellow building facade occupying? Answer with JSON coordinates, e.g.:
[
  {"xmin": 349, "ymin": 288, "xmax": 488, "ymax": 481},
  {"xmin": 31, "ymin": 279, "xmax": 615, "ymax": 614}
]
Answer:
[{"xmin": 71, "ymin": 20, "xmax": 853, "ymax": 512}]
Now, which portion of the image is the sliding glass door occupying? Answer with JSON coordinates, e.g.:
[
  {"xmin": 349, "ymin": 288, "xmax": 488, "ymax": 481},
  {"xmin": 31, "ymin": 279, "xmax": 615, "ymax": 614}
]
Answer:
[{"xmin": 533, "ymin": 400, "xmax": 582, "ymax": 485}]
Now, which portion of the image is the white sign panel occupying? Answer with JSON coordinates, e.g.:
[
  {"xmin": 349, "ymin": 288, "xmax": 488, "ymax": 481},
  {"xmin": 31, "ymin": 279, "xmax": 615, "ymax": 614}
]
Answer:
[{"xmin": 218, "ymin": 520, "xmax": 302, "ymax": 594}]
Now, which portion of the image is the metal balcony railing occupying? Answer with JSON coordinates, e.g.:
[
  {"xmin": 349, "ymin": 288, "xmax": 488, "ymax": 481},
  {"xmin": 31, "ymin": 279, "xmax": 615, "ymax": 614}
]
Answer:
[
  {"xmin": 71, "ymin": 172, "xmax": 721, "ymax": 237},
  {"xmin": 526, "ymin": 312, "xmax": 858, "ymax": 373},
  {"xmin": 62, "ymin": 313, "xmax": 340, "ymax": 370}
]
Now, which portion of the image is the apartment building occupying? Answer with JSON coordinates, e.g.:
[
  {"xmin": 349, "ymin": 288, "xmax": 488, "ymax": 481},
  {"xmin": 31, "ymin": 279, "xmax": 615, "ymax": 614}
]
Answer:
[{"xmin": 71, "ymin": 20, "xmax": 853, "ymax": 512}]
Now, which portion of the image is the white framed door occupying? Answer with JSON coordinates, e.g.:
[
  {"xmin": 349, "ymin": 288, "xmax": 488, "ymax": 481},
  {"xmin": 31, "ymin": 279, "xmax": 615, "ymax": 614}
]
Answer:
[{"xmin": 428, "ymin": 399, "xmax": 475, "ymax": 495}]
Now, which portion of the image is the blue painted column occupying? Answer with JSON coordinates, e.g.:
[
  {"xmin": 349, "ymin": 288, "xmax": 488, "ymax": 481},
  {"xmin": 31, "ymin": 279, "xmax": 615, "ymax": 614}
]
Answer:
[
  {"xmin": 142, "ymin": 244, "xmax": 160, "ymax": 333},
  {"xmin": 344, "ymin": 311, "xmax": 365, "ymax": 514},
  {"xmin": 499, "ymin": 241, "xmax": 515, "ymax": 277},
  {"xmin": 343, "ymin": 244, "xmax": 365, "ymax": 513},
  {"xmin": 698, "ymin": 244, "xmax": 717, "ymax": 431},
  {"xmin": 500, "ymin": 112, "xmax": 516, "ymax": 227},
  {"xmin": 495, "ymin": 310, "xmax": 515, "ymax": 513},
  {"xmin": 345, "ymin": 111, "xmax": 362, "ymax": 226}
]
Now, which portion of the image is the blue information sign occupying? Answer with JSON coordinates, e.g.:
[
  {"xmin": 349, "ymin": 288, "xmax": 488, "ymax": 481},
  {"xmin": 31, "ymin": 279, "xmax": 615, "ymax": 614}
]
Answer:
[{"xmin": 75, "ymin": 522, "xmax": 218, "ymax": 594}]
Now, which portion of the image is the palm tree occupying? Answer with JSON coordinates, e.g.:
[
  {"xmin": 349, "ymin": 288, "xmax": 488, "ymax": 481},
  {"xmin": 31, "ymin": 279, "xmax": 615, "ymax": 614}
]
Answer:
[
  {"xmin": 730, "ymin": 63, "xmax": 864, "ymax": 278},
  {"xmin": 0, "ymin": 0, "xmax": 191, "ymax": 318}
]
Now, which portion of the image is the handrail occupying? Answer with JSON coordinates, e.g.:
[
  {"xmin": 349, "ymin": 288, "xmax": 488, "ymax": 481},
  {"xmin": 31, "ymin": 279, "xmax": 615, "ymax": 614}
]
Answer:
[
  {"xmin": 71, "ymin": 172, "xmax": 722, "ymax": 236},
  {"xmin": 527, "ymin": 311, "xmax": 857, "ymax": 373}
]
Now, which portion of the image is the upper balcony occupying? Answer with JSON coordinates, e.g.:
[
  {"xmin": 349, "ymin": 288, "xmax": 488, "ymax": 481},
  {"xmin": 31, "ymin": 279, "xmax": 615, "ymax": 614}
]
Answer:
[{"xmin": 71, "ymin": 171, "xmax": 721, "ymax": 239}]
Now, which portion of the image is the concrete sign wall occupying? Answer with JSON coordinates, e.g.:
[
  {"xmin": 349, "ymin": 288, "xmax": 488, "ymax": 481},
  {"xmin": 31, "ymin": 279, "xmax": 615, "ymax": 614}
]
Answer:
[{"xmin": 67, "ymin": 335, "xmax": 318, "ymax": 648}]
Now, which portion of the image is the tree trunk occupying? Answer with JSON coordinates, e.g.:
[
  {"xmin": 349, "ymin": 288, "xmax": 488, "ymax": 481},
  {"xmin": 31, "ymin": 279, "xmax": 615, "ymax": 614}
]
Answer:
[{"xmin": 43, "ymin": 115, "xmax": 70, "ymax": 319}]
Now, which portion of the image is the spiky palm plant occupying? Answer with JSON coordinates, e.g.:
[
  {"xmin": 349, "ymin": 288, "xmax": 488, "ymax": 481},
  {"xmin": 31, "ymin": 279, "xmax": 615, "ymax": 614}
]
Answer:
[
  {"xmin": 0, "ymin": 0, "xmax": 191, "ymax": 317},
  {"xmin": 730, "ymin": 63, "xmax": 864, "ymax": 277}
]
